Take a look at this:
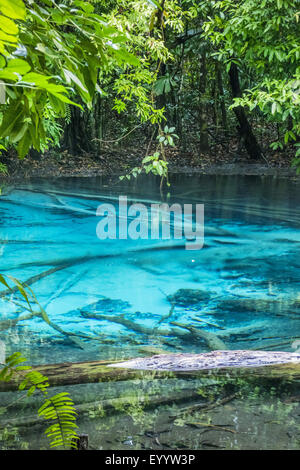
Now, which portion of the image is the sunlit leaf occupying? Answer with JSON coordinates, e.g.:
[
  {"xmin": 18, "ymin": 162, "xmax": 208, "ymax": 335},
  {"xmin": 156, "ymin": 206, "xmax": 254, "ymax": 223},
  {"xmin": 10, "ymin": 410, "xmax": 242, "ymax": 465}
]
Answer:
[{"xmin": 0, "ymin": 0, "xmax": 26, "ymax": 20}]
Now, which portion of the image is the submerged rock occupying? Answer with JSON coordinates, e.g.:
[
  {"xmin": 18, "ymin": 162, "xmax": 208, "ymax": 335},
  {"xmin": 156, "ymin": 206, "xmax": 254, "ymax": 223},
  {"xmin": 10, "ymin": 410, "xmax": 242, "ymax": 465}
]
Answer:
[
  {"xmin": 167, "ymin": 288, "xmax": 211, "ymax": 307},
  {"xmin": 81, "ymin": 298, "xmax": 131, "ymax": 315}
]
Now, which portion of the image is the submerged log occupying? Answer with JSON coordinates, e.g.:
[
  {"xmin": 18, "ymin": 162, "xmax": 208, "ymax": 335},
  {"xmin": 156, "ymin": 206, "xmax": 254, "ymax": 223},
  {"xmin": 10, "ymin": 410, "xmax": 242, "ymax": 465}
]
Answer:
[
  {"xmin": 112, "ymin": 350, "xmax": 300, "ymax": 372},
  {"xmin": 80, "ymin": 311, "xmax": 227, "ymax": 350},
  {"xmin": 1, "ymin": 350, "xmax": 300, "ymax": 393},
  {"xmin": 0, "ymin": 359, "xmax": 171, "ymax": 392},
  {"xmin": 1, "ymin": 388, "xmax": 201, "ymax": 429},
  {"xmin": 0, "ymin": 265, "xmax": 72, "ymax": 298},
  {"xmin": 170, "ymin": 321, "xmax": 227, "ymax": 350}
]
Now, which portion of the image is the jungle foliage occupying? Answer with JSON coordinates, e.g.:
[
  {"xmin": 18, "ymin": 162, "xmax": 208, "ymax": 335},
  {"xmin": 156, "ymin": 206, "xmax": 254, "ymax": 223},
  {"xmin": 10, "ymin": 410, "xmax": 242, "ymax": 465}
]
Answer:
[{"xmin": 0, "ymin": 0, "xmax": 299, "ymax": 172}]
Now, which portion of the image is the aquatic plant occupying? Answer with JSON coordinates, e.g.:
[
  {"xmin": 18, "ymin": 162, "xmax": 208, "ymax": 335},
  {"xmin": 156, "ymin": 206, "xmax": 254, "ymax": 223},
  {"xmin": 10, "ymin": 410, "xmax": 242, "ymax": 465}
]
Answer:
[
  {"xmin": 0, "ymin": 274, "xmax": 78, "ymax": 449},
  {"xmin": 0, "ymin": 351, "xmax": 78, "ymax": 449}
]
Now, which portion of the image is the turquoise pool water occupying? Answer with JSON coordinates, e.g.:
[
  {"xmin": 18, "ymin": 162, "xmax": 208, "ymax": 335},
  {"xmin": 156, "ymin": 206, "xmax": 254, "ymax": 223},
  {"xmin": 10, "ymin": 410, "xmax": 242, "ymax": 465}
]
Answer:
[
  {"xmin": 0, "ymin": 174, "xmax": 299, "ymax": 450},
  {"xmin": 0, "ymin": 175, "xmax": 300, "ymax": 363}
]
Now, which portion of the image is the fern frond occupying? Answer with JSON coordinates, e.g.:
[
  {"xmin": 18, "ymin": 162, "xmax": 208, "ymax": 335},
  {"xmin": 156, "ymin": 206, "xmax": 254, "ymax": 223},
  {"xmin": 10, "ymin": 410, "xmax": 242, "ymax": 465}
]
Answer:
[
  {"xmin": 0, "ymin": 352, "xmax": 49, "ymax": 393},
  {"xmin": 19, "ymin": 370, "xmax": 50, "ymax": 395},
  {"xmin": 38, "ymin": 392, "xmax": 78, "ymax": 449},
  {"xmin": 0, "ymin": 352, "xmax": 31, "ymax": 382}
]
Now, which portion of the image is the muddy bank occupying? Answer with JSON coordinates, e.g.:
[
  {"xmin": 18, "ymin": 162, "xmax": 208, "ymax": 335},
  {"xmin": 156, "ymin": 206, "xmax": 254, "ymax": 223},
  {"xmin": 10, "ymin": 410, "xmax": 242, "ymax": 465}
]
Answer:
[{"xmin": 0, "ymin": 148, "xmax": 298, "ymax": 180}]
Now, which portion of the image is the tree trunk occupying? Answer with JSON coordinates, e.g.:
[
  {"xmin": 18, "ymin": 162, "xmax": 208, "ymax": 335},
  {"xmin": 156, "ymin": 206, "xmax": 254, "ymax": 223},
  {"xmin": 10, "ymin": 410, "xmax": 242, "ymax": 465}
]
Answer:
[
  {"xmin": 228, "ymin": 63, "xmax": 262, "ymax": 160},
  {"xmin": 216, "ymin": 63, "xmax": 227, "ymax": 131},
  {"xmin": 63, "ymin": 105, "xmax": 95, "ymax": 155},
  {"xmin": 199, "ymin": 53, "xmax": 209, "ymax": 152},
  {"xmin": 1, "ymin": 351, "xmax": 299, "ymax": 392}
]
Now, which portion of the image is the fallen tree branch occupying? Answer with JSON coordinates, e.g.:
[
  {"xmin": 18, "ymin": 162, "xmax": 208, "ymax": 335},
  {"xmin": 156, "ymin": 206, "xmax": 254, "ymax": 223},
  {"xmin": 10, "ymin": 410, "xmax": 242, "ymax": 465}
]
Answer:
[
  {"xmin": 80, "ymin": 310, "xmax": 226, "ymax": 351},
  {"xmin": 0, "ymin": 388, "xmax": 200, "ymax": 429},
  {"xmin": 170, "ymin": 321, "xmax": 227, "ymax": 351},
  {"xmin": 1, "ymin": 351, "xmax": 300, "ymax": 393}
]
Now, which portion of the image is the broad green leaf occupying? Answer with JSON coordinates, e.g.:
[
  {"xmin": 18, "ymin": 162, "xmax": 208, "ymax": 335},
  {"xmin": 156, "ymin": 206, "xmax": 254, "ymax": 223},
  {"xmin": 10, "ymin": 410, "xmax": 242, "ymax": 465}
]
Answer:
[
  {"xmin": 0, "ymin": 0, "xmax": 26, "ymax": 20},
  {"xmin": 0, "ymin": 69, "xmax": 19, "ymax": 80},
  {"xmin": 51, "ymin": 11, "xmax": 67, "ymax": 24},
  {"xmin": 0, "ymin": 29, "xmax": 18, "ymax": 43},
  {"xmin": 10, "ymin": 122, "xmax": 28, "ymax": 144},
  {"xmin": 47, "ymin": 91, "xmax": 82, "ymax": 108},
  {"xmin": 110, "ymin": 47, "xmax": 140, "ymax": 67},
  {"xmin": 63, "ymin": 68, "xmax": 88, "ymax": 93},
  {"xmin": 16, "ymin": 130, "xmax": 32, "ymax": 158},
  {"xmin": 7, "ymin": 58, "xmax": 31, "ymax": 75},
  {"xmin": 0, "ymin": 103, "xmax": 23, "ymax": 138},
  {"xmin": 21, "ymin": 72, "xmax": 50, "ymax": 85},
  {"xmin": 145, "ymin": 0, "xmax": 162, "ymax": 9},
  {"xmin": 73, "ymin": 0, "xmax": 94, "ymax": 14},
  {"xmin": 0, "ymin": 15, "xmax": 18, "ymax": 35}
]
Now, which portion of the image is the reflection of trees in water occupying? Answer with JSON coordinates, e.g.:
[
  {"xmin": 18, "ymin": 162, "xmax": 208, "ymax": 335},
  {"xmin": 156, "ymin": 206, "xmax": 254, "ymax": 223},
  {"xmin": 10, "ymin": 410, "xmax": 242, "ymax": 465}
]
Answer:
[
  {"xmin": 77, "ymin": 373, "xmax": 300, "ymax": 450},
  {"xmin": 0, "ymin": 365, "xmax": 299, "ymax": 449}
]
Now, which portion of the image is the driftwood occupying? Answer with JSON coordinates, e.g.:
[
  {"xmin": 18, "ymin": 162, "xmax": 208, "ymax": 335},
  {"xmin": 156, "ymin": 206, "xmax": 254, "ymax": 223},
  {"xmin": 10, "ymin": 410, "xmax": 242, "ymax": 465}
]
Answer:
[
  {"xmin": 1, "ymin": 389, "xmax": 201, "ymax": 429},
  {"xmin": 0, "ymin": 359, "xmax": 170, "ymax": 392},
  {"xmin": 1, "ymin": 350, "xmax": 300, "ymax": 393},
  {"xmin": 112, "ymin": 350, "xmax": 300, "ymax": 372},
  {"xmin": 81, "ymin": 312, "xmax": 157, "ymax": 336},
  {"xmin": 80, "ymin": 311, "xmax": 274, "ymax": 350},
  {"xmin": 0, "ymin": 314, "xmax": 35, "ymax": 331},
  {"xmin": 80, "ymin": 312, "xmax": 227, "ymax": 351},
  {"xmin": 170, "ymin": 322, "xmax": 227, "ymax": 350},
  {"xmin": 0, "ymin": 265, "xmax": 72, "ymax": 298},
  {"xmin": 0, "ymin": 299, "xmax": 100, "ymax": 349}
]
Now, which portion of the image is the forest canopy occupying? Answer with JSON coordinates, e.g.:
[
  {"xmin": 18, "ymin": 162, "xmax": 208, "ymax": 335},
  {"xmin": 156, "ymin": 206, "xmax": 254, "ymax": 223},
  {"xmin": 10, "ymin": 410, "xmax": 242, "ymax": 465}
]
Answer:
[{"xmin": 0, "ymin": 0, "xmax": 299, "ymax": 174}]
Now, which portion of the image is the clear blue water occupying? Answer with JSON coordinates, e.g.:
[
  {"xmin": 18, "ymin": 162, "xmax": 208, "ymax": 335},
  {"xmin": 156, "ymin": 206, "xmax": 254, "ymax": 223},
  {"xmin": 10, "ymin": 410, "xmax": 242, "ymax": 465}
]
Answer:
[
  {"xmin": 0, "ymin": 175, "xmax": 300, "ymax": 364},
  {"xmin": 0, "ymin": 174, "xmax": 300, "ymax": 450}
]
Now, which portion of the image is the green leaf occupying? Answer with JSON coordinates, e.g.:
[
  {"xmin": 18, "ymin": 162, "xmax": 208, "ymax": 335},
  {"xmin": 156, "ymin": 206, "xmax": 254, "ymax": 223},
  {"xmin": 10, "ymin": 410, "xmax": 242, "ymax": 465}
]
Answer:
[
  {"xmin": 73, "ymin": 0, "xmax": 94, "ymax": 14},
  {"xmin": 0, "ymin": 102, "xmax": 23, "ymax": 138},
  {"xmin": 142, "ymin": 155, "xmax": 155, "ymax": 164},
  {"xmin": 0, "ymin": 15, "xmax": 18, "ymax": 35},
  {"xmin": 39, "ymin": 307, "xmax": 51, "ymax": 325},
  {"xmin": 10, "ymin": 121, "xmax": 28, "ymax": 143},
  {"xmin": 0, "ymin": 0, "xmax": 26, "ymax": 20},
  {"xmin": 6, "ymin": 275, "xmax": 30, "ymax": 305},
  {"xmin": 271, "ymin": 102, "xmax": 277, "ymax": 114},
  {"xmin": 47, "ymin": 91, "xmax": 82, "ymax": 108},
  {"xmin": 0, "ymin": 69, "xmax": 19, "ymax": 80},
  {"xmin": 21, "ymin": 72, "xmax": 51, "ymax": 86},
  {"xmin": 110, "ymin": 47, "xmax": 140, "ymax": 67},
  {"xmin": 63, "ymin": 68, "xmax": 88, "ymax": 93},
  {"xmin": 7, "ymin": 58, "xmax": 31, "ymax": 75},
  {"xmin": 0, "ymin": 29, "xmax": 18, "ymax": 43},
  {"xmin": 0, "ymin": 274, "xmax": 9, "ymax": 289},
  {"xmin": 146, "ymin": 0, "xmax": 162, "ymax": 9},
  {"xmin": 17, "ymin": 130, "xmax": 31, "ymax": 158}
]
